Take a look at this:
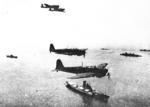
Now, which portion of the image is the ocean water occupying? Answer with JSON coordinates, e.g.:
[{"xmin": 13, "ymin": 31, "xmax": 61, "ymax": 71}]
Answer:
[{"xmin": 0, "ymin": 48, "xmax": 150, "ymax": 107}]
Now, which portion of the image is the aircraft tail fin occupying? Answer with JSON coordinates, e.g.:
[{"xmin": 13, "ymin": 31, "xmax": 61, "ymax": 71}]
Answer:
[
  {"xmin": 41, "ymin": 4, "xmax": 45, "ymax": 8},
  {"xmin": 56, "ymin": 59, "xmax": 64, "ymax": 70},
  {"xmin": 41, "ymin": 4, "xmax": 43, "ymax": 8},
  {"xmin": 50, "ymin": 44, "xmax": 55, "ymax": 52}
]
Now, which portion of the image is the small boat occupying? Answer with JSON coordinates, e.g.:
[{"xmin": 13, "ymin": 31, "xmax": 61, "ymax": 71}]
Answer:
[
  {"xmin": 140, "ymin": 49, "xmax": 150, "ymax": 52},
  {"xmin": 65, "ymin": 81, "xmax": 109, "ymax": 102},
  {"xmin": 101, "ymin": 48, "xmax": 109, "ymax": 50},
  {"xmin": 120, "ymin": 52, "xmax": 141, "ymax": 57}
]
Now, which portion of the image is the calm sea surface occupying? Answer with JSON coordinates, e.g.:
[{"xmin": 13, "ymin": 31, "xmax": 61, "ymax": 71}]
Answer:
[{"xmin": 0, "ymin": 49, "xmax": 150, "ymax": 107}]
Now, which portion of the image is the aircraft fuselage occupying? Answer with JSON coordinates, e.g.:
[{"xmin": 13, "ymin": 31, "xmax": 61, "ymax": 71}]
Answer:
[
  {"xmin": 56, "ymin": 67, "xmax": 108, "ymax": 75},
  {"xmin": 41, "ymin": 4, "xmax": 65, "ymax": 12},
  {"xmin": 53, "ymin": 49, "xmax": 86, "ymax": 56}
]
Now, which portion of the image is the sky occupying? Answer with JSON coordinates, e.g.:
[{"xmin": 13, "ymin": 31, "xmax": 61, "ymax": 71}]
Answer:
[{"xmin": 0, "ymin": 0, "xmax": 150, "ymax": 50}]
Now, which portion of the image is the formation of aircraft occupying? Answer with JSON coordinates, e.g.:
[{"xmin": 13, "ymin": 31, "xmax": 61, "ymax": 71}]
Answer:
[
  {"xmin": 41, "ymin": 3, "xmax": 65, "ymax": 12},
  {"xmin": 53, "ymin": 59, "xmax": 110, "ymax": 79},
  {"xmin": 49, "ymin": 44, "xmax": 87, "ymax": 57}
]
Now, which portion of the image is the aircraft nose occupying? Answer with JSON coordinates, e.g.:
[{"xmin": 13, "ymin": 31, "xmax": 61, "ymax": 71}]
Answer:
[
  {"xmin": 105, "ymin": 64, "xmax": 109, "ymax": 69},
  {"xmin": 105, "ymin": 69, "xmax": 108, "ymax": 72}
]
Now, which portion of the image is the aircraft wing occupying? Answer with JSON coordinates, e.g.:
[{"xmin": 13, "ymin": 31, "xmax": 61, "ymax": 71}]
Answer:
[
  {"xmin": 68, "ymin": 72, "xmax": 96, "ymax": 79},
  {"xmin": 97, "ymin": 63, "xmax": 108, "ymax": 69}
]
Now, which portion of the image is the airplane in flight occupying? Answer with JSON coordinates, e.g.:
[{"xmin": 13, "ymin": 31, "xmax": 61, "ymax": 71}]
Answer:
[
  {"xmin": 41, "ymin": 3, "xmax": 65, "ymax": 12},
  {"xmin": 49, "ymin": 44, "xmax": 87, "ymax": 57},
  {"xmin": 6, "ymin": 54, "xmax": 18, "ymax": 59},
  {"xmin": 53, "ymin": 59, "xmax": 110, "ymax": 79}
]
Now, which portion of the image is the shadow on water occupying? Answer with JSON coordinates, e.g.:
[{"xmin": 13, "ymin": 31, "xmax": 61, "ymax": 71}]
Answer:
[{"xmin": 81, "ymin": 95, "xmax": 111, "ymax": 107}]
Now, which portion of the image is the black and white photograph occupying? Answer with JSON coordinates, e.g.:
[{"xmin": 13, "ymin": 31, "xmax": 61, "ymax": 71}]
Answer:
[{"xmin": 0, "ymin": 0, "xmax": 150, "ymax": 106}]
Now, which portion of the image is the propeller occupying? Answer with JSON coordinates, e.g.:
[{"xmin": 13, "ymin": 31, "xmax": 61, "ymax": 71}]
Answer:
[
  {"xmin": 106, "ymin": 72, "xmax": 110, "ymax": 80},
  {"xmin": 97, "ymin": 63, "xmax": 108, "ymax": 69}
]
